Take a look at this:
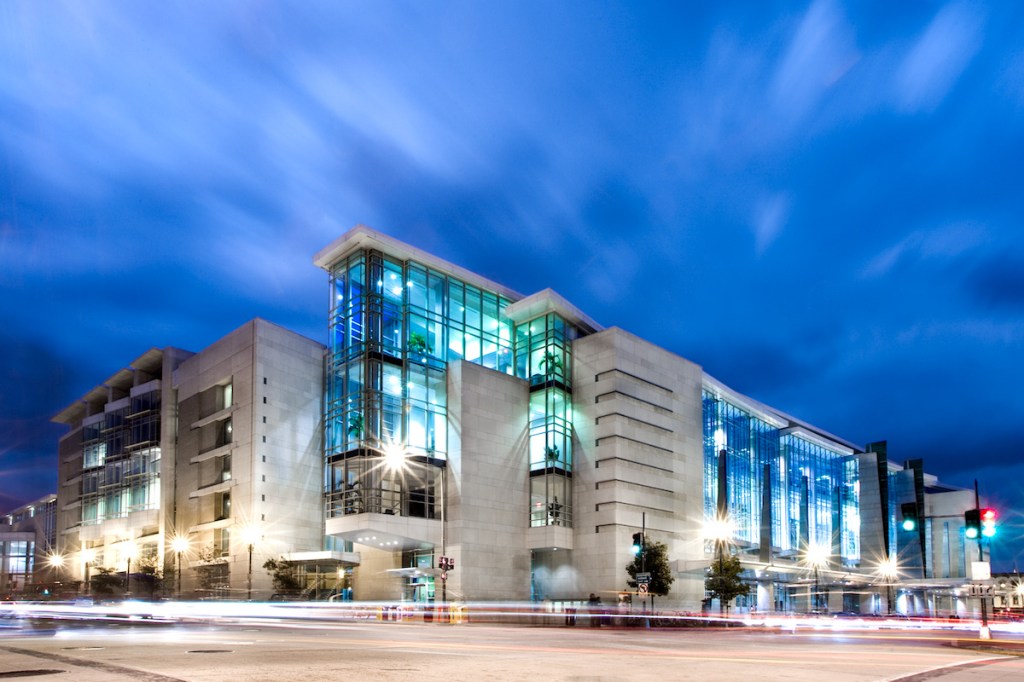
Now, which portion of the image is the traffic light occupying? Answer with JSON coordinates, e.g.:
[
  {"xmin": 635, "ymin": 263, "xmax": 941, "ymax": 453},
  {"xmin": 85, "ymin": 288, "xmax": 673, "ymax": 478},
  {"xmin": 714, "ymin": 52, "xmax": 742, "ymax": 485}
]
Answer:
[
  {"xmin": 981, "ymin": 508, "xmax": 997, "ymax": 538},
  {"xmin": 965, "ymin": 509, "xmax": 980, "ymax": 539},
  {"xmin": 900, "ymin": 502, "xmax": 918, "ymax": 532},
  {"xmin": 631, "ymin": 533, "xmax": 643, "ymax": 557}
]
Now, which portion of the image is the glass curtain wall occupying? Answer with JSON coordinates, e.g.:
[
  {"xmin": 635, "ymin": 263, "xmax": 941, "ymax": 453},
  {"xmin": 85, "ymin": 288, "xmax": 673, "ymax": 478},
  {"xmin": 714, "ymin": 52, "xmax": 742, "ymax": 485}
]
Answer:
[
  {"xmin": 1, "ymin": 540, "xmax": 34, "ymax": 591},
  {"xmin": 703, "ymin": 391, "xmax": 860, "ymax": 564},
  {"xmin": 325, "ymin": 249, "xmax": 514, "ymax": 521},
  {"xmin": 780, "ymin": 434, "xmax": 857, "ymax": 563},
  {"xmin": 518, "ymin": 313, "xmax": 576, "ymax": 528},
  {"xmin": 841, "ymin": 458, "xmax": 861, "ymax": 565},
  {"xmin": 702, "ymin": 392, "xmax": 778, "ymax": 547},
  {"xmin": 81, "ymin": 389, "xmax": 161, "ymax": 525}
]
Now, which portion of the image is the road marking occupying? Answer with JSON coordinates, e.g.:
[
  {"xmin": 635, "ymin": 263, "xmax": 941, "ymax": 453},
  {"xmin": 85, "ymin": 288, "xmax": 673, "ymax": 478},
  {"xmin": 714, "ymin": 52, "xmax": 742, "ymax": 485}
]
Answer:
[
  {"xmin": 885, "ymin": 656, "xmax": 1013, "ymax": 682},
  {"xmin": 0, "ymin": 646, "xmax": 187, "ymax": 682}
]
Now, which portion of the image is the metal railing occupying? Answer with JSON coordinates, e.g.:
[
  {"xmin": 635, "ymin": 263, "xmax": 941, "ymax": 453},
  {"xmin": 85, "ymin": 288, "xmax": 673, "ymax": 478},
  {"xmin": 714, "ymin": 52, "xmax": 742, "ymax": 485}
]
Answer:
[{"xmin": 325, "ymin": 487, "xmax": 440, "ymax": 520}]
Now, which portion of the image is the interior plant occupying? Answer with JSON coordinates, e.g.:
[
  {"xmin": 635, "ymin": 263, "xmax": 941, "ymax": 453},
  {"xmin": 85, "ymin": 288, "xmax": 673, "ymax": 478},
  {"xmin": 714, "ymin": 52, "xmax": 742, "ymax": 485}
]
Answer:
[
  {"xmin": 408, "ymin": 332, "xmax": 431, "ymax": 355},
  {"xmin": 539, "ymin": 350, "xmax": 563, "ymax": 378},
  {"xmin": 347, "ymin": 413, "xmax": 364, "ymax": 439}
]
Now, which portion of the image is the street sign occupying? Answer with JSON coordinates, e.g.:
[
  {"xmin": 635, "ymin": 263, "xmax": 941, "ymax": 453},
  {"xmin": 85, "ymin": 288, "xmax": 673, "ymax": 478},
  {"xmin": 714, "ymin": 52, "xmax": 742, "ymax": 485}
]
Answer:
[
  {"xmin": 636, "ymin": 572, "xmax": 651, "ymax": 585},
  {"xmin": 638, "ymin": 583, "xmax": 648, "ymax": 594},
  {"xmin": 968, "ymin": 584, "xmax": 993, "ymax": 598},
  {"xmin": 969, "ymin": 561, "xmax": 991, "ymax": 580}
]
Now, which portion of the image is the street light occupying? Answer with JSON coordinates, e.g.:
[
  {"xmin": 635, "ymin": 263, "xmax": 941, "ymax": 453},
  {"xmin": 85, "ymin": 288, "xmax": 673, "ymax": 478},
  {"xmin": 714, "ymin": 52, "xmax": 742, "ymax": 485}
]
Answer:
[
  {"xmin": 171, "ymin": 536, "xmax": 189, "ymax": 600},
  {"xmin": 124, "ymin": 542, "xmax": 138, "ymax": 598},
  {"xmin": 47, "ymin": 552, "xmax": 65, "ymax": 573},
  {"xmin": 241, "ymin": 525, "xmax": 261, "ymax": 601},
  {"xmin": 703, "ymin": 516, "xmax": 735, "ymax": 615},
  {"xmin": 47, "ymin": 552, "xmax": 65, "ymax": 595},
  {"xmin": 877, "ymin": 556, "xmax": 898, "ymax": 615},
  {"xmin": 804, "ymin": 543, "xmax": 830, "ymax": 613},
  {"xmin": 81, "ymin": 548, "xmax": 95, "ymax": 596}
]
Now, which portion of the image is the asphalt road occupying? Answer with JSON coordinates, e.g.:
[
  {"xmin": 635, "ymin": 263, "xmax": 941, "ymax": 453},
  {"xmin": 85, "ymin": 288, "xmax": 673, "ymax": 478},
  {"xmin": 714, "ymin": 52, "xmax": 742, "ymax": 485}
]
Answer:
[{"xmin": 2, "ymin": 619, "xmax": 1023, "ymax": 681}]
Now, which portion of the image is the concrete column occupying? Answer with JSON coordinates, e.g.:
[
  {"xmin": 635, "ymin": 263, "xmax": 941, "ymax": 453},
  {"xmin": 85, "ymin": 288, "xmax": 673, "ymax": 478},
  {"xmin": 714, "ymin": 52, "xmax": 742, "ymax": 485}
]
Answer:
[{"xmin": 756, "ymin": 580, "xmax": 774, "ymax": 612}]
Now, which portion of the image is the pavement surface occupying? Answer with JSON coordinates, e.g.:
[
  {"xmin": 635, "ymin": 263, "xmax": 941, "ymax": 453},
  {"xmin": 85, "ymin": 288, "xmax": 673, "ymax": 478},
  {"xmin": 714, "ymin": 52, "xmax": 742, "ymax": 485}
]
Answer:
[{"xmin": 1, "ymin": 618, "xmax": 1023, "ymax": 681}]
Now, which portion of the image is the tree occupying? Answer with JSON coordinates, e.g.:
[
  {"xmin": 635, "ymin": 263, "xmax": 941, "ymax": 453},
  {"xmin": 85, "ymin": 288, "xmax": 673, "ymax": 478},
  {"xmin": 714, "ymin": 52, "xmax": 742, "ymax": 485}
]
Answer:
[
  {"xmin": 263, "ymin": 557, "xmax": 302, "ymax": 596},
  {"xmin": 132, "ymin": 553, "xmax": 164, "ymax": 600},
  {"xmin": 625, "ymin": 534, "xmax": 674, "ymax": 610},
  {"xmin": 90, "ymin": 567, "xmax": 121, "ymax": 598},
  {"xmin": 194, "ymin": 544, "xmax": 229, "ymax": 597},
  {"xmin": 705, "ymin": 552, "xmax": 750, "ymax": 615}
]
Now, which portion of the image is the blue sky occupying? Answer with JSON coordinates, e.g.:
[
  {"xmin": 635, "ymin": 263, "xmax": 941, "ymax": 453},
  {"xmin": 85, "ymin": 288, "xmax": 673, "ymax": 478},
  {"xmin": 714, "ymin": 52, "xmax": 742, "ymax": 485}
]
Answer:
[{"xmin": 2, "ymin": 1, "xmax": 1022, "ymax": 563}]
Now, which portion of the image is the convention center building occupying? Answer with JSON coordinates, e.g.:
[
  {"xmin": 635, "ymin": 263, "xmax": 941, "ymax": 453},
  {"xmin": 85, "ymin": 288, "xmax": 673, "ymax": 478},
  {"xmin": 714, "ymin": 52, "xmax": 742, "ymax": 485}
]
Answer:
[{"xmin": 48, "ymin": 226, "xmax": 983, "ymax": 615}]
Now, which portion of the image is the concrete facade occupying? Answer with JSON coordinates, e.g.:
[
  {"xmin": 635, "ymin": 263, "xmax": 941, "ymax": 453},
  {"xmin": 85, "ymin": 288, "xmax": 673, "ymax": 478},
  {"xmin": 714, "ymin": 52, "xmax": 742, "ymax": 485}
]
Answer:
[
  {"xmin": 172, "ymin": 319, "xmax": 325, "ymax": 598},
  {"xmin": 447, "ymin": 360, "xmax": 532, "ymax": 601},
  {"xmin": 51, "ymin": 320, "xmax": 326, "ymax": 600},
  {"xmin": 571, "ymin": 326, "xmax": 705, "ymax": 607}
]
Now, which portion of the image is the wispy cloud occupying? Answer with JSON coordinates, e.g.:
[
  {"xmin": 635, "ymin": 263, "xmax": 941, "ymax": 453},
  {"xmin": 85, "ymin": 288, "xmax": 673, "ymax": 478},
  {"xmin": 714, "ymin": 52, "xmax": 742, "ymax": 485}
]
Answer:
[
  {"xmin": 893, "ymin": 2, "xmax": 985, "ymax": 113},
  {"xmin": 771, "ymin": 0, "xmax": 858, "ymax": 121},
  {"xmin": 861, "ymin": 223, "xmax": 988, "ymax": 277},
  {"xmin": 752, "ymin": 193, "xmax": 790, "ymax": 256}
]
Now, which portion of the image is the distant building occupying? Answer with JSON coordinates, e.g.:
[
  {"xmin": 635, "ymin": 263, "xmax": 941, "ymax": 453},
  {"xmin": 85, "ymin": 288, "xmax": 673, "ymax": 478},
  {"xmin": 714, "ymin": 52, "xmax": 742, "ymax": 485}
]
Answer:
[
  {"xmin": 992, "ymin": 573, "xmax": 1024, "ymax": 615},
  {"xmin": 44, "ymin": 226, "xmax": 992, "ymax": 613},
  {"xmin": 0, "ymin": 494, "xmax": 57, "ymax": 596}
]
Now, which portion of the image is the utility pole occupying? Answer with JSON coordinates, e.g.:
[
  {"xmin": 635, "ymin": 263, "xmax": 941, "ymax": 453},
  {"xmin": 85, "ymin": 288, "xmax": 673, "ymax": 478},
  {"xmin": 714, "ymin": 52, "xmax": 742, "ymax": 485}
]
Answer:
[{"xmin": 975, "ymin": 480, "xmax": 990, "ymax": 640}]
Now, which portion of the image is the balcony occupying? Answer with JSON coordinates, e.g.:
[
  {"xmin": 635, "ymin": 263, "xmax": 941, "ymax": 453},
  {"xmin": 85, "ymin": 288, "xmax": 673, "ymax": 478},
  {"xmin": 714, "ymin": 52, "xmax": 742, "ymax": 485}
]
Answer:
[{"xmin": 324, "ymin": 487, "xmax": 442, "ymax": 551}]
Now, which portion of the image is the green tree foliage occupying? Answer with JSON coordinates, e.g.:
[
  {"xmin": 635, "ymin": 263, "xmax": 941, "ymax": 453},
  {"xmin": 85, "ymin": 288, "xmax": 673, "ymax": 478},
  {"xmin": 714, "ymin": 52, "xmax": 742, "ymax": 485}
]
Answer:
[
  {"xmin": 132, "ymin": 553, "xmax": 164, "ymax": 600},
  {"xmin": 263, "ymin": 557, "xmax": 302, "ymax": 595},
  {"xmin": 705, "ymin": 552, "xmax": 750, "ymax": 613},
  {"xmin": 90, "ymin": 567, "xmax": 121, "ymax": 597},
  {"xmin": 625, "ymin": 534, "xmax": 674, "ymax": 597}
]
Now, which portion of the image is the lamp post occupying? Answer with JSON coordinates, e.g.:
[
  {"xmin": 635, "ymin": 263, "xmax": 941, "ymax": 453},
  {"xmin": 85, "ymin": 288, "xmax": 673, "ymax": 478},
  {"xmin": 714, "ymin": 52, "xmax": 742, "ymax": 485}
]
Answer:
[
  {"xmin": 805, "ymin": 543, "xmax": 829, "ymax": 613},
  {"xmin": 241, "ymin": 526, "xmax": 260, "ymax": 601},
  {"xmin": 877, "ymin": 556, "xmax": 898, "ymax": 615},
  {"xmin": 47, "ymin": 553, "xmax": 65, "ymax": 596},
  {"xmin": 81, "ymin": 548, "xmax": 95, "ymax": 596},
  {"xmin": 171, "ymin": 537, "xmax": 189, "ymax": 600},
  {"xmin": 124, "ymin": 542, "xmax": 138, "ymax": 599},
  {"xmin": 708, "ymin": 429, "xmax": 733, "ymax": 615},
  {"xmin": 704, "ymin": 516, "xmax": 734, "ymax": 615}
]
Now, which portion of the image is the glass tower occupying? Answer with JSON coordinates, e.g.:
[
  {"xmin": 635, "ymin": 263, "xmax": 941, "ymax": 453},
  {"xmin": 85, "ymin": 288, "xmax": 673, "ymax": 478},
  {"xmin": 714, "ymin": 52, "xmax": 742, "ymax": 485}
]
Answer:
[
  {"xmin": 324, "ymin": 249, "xmax": 515, "ymax": 521},
  {"xmin": 323, "ymin": 247, "xmax": 585, "ymax": 532}
]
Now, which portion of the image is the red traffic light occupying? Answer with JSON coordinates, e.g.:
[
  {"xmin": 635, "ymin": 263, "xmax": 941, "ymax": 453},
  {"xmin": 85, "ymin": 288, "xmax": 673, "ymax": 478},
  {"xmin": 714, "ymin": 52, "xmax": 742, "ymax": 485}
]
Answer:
[{"xmin": 981, "ymin": 508, "xmax": 998, "ymax": 538}]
